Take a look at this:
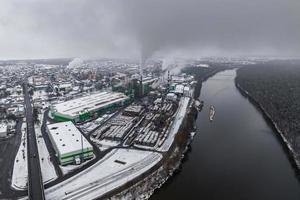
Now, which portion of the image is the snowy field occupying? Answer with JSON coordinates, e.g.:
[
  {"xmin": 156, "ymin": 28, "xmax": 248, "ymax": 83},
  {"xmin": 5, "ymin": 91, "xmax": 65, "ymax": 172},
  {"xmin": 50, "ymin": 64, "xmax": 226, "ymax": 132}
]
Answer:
[
  {"xmin": 35, "ymin": 124, "xmax": 58, "ymax": 183},
  {"xmin": 11, "ymin": 122, "xmax": 28, "ymax": 190},
  {"xmin": 45, "ymin": 149, "xmax": 162, "ymax": 200},
  {"xmin": 157, "ymin": 97, "xmax": 190, "ymax": 152}
]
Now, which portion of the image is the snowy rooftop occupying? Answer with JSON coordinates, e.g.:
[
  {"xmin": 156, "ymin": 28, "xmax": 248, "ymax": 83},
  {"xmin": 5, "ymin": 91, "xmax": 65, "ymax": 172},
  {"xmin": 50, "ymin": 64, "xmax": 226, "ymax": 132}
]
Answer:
[
  {"xmin": 47, "ymin": 121, "xmax": 93, "ymax": 155},
  {"xmin": 172, "ymin": 76, "xmax": 185, "ymax": 83},
  {"xmin": 58, "ymin": 83, "xmax": 72, "ymax": 89},
  {"xmin": 142, "ymin": 77, "xmax": 158, "ymax": 84},
  {"xmin": 175, "ymin": 84, "xmax": 184, "ymax": 94},
  {"xmin": 184, "ymin": 86, "xmax": 190, "ymax": 91},
  {"xmin": 0, "ymin": 124, "xmax": 7, "ymax": 133},
  {"xmin": 52, "ymin": 91, "xmax": 129, "ymax": 117}
]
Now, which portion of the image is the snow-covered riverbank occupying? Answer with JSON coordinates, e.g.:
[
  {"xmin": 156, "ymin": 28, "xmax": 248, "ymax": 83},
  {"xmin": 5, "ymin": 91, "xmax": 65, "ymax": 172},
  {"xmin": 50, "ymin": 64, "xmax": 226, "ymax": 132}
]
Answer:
[{"xmin": 235, "ymin": 81, "xmax": 300, "ymax": 171}]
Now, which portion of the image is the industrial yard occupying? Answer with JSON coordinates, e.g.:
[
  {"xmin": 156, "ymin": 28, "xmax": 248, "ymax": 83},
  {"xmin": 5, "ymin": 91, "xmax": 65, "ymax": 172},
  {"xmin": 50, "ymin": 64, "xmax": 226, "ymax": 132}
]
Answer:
[{"xmin": 1, "ymin": 1, "xmax": 299, "ymax": 199}]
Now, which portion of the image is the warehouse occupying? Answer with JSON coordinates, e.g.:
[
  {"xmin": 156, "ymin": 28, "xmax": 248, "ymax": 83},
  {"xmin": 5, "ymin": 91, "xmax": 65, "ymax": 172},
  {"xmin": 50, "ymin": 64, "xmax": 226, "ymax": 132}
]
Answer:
[
  {"xmin": 51, "ymin": 91, "xmax": 130, "ymax": 123},
  {"xmin": 47, "ymin": 121, "xmax": 94, "ymax": 165}
]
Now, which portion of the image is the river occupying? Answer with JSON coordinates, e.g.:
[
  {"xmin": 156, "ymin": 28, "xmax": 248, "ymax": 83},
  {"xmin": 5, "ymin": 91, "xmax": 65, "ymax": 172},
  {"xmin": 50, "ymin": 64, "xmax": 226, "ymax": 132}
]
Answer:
[{"xmin": 151, "ymin": 69, "xmax": 300, "ymax": 200}]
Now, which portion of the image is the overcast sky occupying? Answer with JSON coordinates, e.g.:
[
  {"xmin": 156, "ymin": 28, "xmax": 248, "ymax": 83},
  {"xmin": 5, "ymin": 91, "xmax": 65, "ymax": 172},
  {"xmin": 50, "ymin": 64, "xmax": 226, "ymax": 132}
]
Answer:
[{"xmin": 0, "ymin": 0, "xmax": 299, "ymax": 60}]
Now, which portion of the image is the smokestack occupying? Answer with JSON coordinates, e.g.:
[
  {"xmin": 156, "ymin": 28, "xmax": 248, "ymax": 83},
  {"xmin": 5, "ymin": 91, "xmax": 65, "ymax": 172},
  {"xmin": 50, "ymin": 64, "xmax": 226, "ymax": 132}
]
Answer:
[
  {"xmin": 139, "ymin": 61, "xmax": 143, "ymax": 97},
  {"xmin": 167, "ymin": 70, "xmax": 170, "ymax": 89},
  {"xmin": 139, "ymin": 63, "xmax": 143, "ymax": 80}
]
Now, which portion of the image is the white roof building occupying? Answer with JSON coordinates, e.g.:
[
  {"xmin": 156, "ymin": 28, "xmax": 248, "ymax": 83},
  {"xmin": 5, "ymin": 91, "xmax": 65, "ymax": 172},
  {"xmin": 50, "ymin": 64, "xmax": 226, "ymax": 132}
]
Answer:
[
  {"xmin": 174, "ymin": 84, "xmax": 184, "ymax": 94},
  {"xmin": 51, "ymin": 91, "xmax": 129, "ymax": 122},
  {"xmin": 172, "ymin": 76, "xmax": 185, "ymax": 83},
  {"xmin": 183, "ymin": 86, "xmax": 190, "ymax": 96},
  {"xmin": 47, "ymin": 121, "xmax": 94, "ymax": 165},
  {"xmin": 166, "ymin": 93, "xmax": 177, "ymax": 102}
]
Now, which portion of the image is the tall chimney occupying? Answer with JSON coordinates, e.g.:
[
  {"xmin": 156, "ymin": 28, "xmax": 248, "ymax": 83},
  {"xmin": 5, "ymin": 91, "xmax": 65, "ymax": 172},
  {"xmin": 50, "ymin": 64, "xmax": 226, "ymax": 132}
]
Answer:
[{"xmin": 139, "ymin": 61, "xmax": 143, "ymax": 97}]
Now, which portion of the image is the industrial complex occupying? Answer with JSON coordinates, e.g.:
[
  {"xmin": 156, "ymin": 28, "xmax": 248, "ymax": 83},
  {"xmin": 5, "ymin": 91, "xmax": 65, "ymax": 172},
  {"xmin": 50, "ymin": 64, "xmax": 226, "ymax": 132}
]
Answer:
[{"xmin": 2, "ymin": 58, "xmax": 203, "ymax": 200}]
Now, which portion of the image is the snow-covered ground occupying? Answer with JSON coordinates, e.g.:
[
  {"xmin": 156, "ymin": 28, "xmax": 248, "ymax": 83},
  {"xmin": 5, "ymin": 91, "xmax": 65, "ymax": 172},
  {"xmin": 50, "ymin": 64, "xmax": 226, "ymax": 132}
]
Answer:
[
  {"xmin": 60, "ymin": 155, "xmax": 96, "ymax": 175},
  {"xmin": 78, "ymin": 112, "xmax": 116, "ymax": 134},
  {"xmin": 79, "ymin": 122, "xmax": 98, "ymax": 134},
  {"xmin": 35, "ymin": 124, "xmax": 58, "ymax": 183},
  {"xmin": 157, "ymin": 97, "xmax": 190, "ymax": 152},
  {"xmin": 45, "ymin": 149, "xmax": 162, "ymax": 200},
  {"xmin": 91, "ymin": 138, "xmax": 120, "ymax": 151},
  {"xmin": 11, "ymin": 122, "xmax": 28, "ymax": 190},
  {"xmin": 60, "ymin": 164, "xmax": 85, "ymax": 175}
]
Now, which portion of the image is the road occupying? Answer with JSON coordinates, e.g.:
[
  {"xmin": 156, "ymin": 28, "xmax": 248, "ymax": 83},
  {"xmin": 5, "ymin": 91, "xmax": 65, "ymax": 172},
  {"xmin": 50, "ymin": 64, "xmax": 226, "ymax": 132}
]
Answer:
[
  {"xmin": 23, "ymin": 83, "xmax": 45, "ymax": 200},
  {"xmin": 0, "ymin": 119, "xmax": 26, "ymax": 199}
]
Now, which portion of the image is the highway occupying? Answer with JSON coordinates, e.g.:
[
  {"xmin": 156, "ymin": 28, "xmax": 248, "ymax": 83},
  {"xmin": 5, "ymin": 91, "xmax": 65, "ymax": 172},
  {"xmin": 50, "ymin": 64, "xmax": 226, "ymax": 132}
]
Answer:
[{"xmin": 23, "ymin": 83, "xmax": 45, "ymax": 200}]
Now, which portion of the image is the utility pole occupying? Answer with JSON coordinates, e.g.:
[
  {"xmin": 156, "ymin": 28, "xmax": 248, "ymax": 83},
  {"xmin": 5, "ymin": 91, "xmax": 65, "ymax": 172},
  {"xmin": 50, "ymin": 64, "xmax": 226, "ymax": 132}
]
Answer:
[{"xmin": 81, "ymin": 133, "xmax": 84, "ymax": 163}]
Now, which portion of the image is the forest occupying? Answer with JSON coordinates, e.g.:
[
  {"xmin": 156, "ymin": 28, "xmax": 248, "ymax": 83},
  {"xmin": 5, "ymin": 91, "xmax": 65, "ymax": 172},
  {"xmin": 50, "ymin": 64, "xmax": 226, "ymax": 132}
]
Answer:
[{"xmin": 236, "ymin": 60, "xmax": 300, "ymax": 164}]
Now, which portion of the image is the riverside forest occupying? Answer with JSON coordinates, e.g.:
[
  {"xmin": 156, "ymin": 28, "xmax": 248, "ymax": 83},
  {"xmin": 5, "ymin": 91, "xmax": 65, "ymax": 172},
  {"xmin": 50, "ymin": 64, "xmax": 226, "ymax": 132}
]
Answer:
[{"xmin": 236, "ymin": 60, "xmax": 300, "ymax": 169}]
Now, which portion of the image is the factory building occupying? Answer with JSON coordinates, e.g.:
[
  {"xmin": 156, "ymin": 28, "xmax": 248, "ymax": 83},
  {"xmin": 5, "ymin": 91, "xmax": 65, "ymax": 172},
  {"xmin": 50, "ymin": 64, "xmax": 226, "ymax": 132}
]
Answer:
[
  {"xmin": 47, "ymin": 121, "xmax": 94, "ymax": 165},
  {"xmin": 51, "ymin": 91, "xmax": 131, "ymax": 123},
  {"xmin": 132, "ymin": 77, "xmax": 158, "ymax": 98},
  {"xmin": 174, "ymin": 84, "xmax": 184, "ymax": 95}
]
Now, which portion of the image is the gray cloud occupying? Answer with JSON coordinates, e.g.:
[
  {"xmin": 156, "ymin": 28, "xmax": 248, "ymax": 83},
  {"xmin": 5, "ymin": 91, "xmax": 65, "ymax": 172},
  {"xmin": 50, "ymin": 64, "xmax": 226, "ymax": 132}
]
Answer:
[
  {"xmin": 117, "ymin": 0, "xmax": 300, "ymax": 60},
  {"xmin": 0, "ymin": 0, "xmax": 299, "ymax": 60}
]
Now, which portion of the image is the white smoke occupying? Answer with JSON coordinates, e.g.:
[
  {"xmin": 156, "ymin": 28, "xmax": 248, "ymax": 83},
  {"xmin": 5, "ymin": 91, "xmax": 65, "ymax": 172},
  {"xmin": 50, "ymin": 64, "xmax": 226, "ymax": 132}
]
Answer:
[
  {"xmin": 162, "ymin": 55, "xmax": 188, "ymax": 75},
  {"xmin": 67, "ymin": 58, "xmax": 84, "ymax": 68},
  {"xmin": 160, "ymin": 55, "xmax": 189, "ymax": 84}
]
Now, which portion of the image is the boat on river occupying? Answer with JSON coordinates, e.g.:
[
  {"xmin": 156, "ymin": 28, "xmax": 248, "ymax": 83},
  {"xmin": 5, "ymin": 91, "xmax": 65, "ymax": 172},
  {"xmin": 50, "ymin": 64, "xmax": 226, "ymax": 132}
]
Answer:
[{"xmin": 209, "ymin": 105, "xmax": 215, "ymax": 122}]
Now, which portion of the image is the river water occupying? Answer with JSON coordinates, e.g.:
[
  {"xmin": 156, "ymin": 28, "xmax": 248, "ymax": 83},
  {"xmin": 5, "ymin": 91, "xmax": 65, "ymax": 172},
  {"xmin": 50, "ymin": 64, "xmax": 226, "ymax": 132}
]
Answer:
[{"xmin": 151, "ymin": 69, "xmax": 300, "ymax": 200}]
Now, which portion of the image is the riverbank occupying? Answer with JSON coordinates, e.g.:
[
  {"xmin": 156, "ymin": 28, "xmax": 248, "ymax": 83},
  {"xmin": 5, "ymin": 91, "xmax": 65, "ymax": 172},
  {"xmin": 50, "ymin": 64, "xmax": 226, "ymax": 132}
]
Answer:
[
  {"xmin": 106, "ymin": 102, "xmax": 198, "ymax": 200},
  {"xmin": 101, "ymin": 67, "xmax": 227, "ymax": 199},
  {"xmin": 235, "ymin": 80, "xmax": 300, "ymax": 174},
  {"xmin": 183, "ymin": 66, "xmax": 228, "ymax": 99},
  {"xmin": 150, "ymin": 69, "xmax": 300, "ymax": 200}
]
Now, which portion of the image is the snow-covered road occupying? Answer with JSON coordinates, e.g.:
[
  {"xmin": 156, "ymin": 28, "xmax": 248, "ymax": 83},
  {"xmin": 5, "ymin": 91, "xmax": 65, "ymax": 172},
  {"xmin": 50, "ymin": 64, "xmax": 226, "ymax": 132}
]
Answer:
[
  {"xmin": 45, "ymin": 149, "xmax": 162, "ymax": 200},
  {"xmin": 158, "ymin": 97, "xmax": 190, "ymax": 152}
]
